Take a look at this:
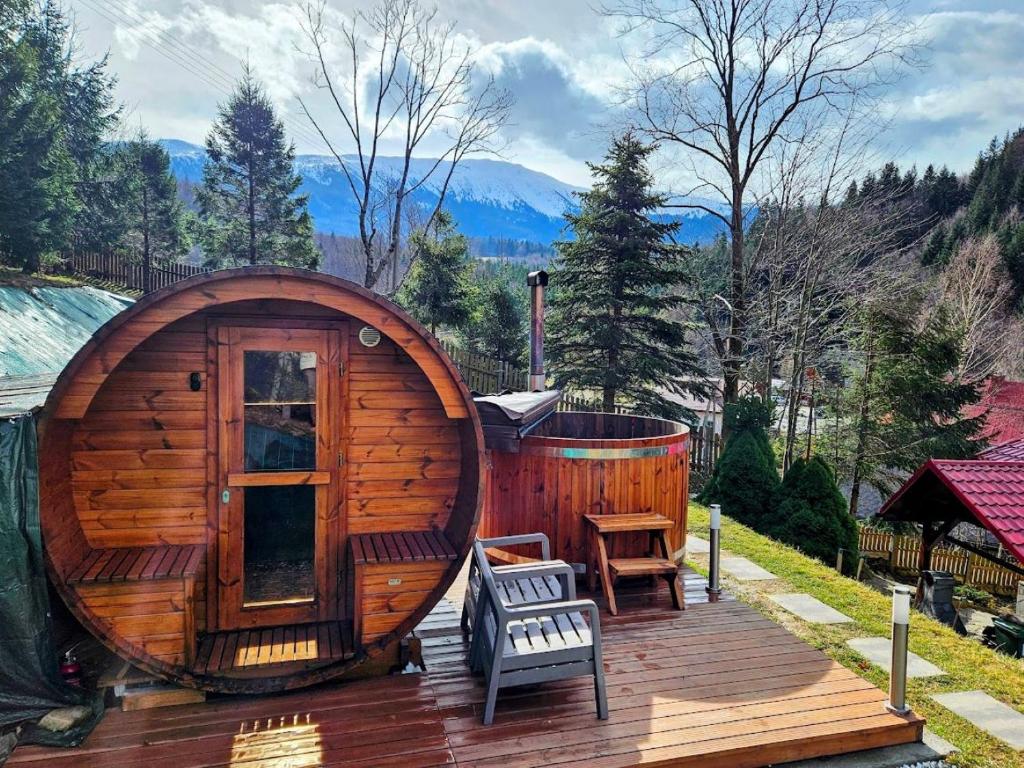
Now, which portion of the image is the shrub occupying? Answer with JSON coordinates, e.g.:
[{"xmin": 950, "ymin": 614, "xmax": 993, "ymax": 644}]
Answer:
[
  {"xmin": 699, "ymin": 397, "xmax": 779, "ymax": 528},
  {"xmin": 768, "ymin": 456, "xmax": 860, "ymax": 569}
]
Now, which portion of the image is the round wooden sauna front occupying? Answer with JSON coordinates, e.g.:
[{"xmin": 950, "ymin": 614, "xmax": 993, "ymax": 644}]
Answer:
[
  {"xmin": 38, "ymin": 267, "xmax": 483, "ymax": 693},
  {"xmin": 480, "ymin": 411, "xmax": 689, "ymax": 566}
]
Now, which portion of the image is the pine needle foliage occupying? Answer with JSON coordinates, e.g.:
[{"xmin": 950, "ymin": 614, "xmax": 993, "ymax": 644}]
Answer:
[
  {"xmin": 198, "ymin": 64, "xmax": 317, "ymax": 269},
  {"xmin": 547, "ymin": 133, "xmax": 706, "ymax": 419},
  {"xmin": 699, "ymin": 397, "xmax": 779, "ymax": 528},
  {"xmin": 769, "ymin": 457, "xmax": 859, "ymax": 570},
  {"xmin": 461, "ymin": 266, "xmax": 528, "ymax": 367},
  {"xmin": 397, "ymin": 211, "xmax": 474, "ymax": 335}
]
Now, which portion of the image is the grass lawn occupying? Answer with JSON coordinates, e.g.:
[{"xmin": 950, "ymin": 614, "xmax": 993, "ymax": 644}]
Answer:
[{"xmin": 686, "ymin": 504, "xmax": 1024, "ymax": 768}]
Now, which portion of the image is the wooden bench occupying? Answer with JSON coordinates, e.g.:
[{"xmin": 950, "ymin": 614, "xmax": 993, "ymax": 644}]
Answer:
[
  {"xmin": 461, "ymin": 534, "xmax": 575, "ymax": 671},
  {"xmin": 67, "ymin": 545, "xmax": 204, "ymax": 584},
  {"xmin": 67, "ymin": 545, "xmax": 204, "ymax": 666},
  {"xmin": 472, "ymin": 539, "xmax": 607, "ymax": 725},
  {"xmin": 584, "ymin": 513, "xmax": 684, "ymax": 615},
  {"xmin": 350, "ymin": 531, "xmax": 458, "ymax": 647}
]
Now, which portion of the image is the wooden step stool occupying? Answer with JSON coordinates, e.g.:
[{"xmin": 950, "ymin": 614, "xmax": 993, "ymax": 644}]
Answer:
[{"xmin": 583, "ymin": 513, "xmax": 684, "ymax": 616}]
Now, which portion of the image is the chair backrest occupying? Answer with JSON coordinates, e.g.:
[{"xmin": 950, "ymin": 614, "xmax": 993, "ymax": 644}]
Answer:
[{"xmin": 472, "ymin": 539, "xmax": 511, "ymax": 623}]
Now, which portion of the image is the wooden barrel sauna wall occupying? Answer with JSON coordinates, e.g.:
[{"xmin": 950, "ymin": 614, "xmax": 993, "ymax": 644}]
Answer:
[
  {"xmin": 38, "ymin": 267, "xmax": 483, "ymax": 693},
  {"xmin": 479, "ymin": 411, "xmax": 689, "ymax": 566}
]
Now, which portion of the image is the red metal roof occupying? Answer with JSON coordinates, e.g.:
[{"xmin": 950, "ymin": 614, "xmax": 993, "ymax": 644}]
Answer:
[
  {"xmin": 963, "ymin": 377, "xmax": 1024, "ymax": 443},
  {"xmin": 979, "ymin": 437, "xmax": 1024, "ymax": 462},
  {"xmin": 880, "ymin": 459, "xmax": 1024, "ymax": 564}
]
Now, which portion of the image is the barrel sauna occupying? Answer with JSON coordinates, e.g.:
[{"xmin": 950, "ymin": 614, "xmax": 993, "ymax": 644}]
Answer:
[
  {"xmin": 480, "ymin": 411, "xmax": 689, "ymax": 567},
  {"xmin": 38, "ymin": 267, "xmax": 483, "ymax": 693}
]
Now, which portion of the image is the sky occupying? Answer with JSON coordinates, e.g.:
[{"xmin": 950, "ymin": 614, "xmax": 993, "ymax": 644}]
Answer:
[{"xmin": 66, "ymin": 0, "xmax": 1024, "ymax": 189}]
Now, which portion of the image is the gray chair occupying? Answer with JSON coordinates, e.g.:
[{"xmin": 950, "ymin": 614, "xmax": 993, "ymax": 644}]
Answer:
[
  {"xmin": 461, "ymin": 533, "xmax": 575, "ymax": 669},
  {"xmin": 472, "ymin": 539, "xmax": 608, "ymax": 725}
]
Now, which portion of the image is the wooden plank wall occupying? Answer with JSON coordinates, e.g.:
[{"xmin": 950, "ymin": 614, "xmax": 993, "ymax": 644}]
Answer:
[
  {"xmin": 76, "ymin": 579, "xmax": 192, "ymax": 666},
  {"xmin": 71, "ymin": 315, "xmax": 209, "ymax": 549},
  {"xmin": 346, "ymin": 325, "xmax": 460, "ymax": 536},
  {"xmin": 483, "ymin": 449, "xmax": 688, "ymax": 566},
  {"xmin": 361, "ymin": 561, "xmax": 450, "ymax": 643}
]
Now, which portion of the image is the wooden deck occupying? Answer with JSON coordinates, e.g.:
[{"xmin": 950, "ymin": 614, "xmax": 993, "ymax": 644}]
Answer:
[{"xmin": 11, "ymin": 571, "xmax": 924, "ymax": 768}]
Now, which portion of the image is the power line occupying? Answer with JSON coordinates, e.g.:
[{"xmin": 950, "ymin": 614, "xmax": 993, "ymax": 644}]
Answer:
[{"xmin": 75, "ymin": 0, "xmax": 333, "ymax": 154}]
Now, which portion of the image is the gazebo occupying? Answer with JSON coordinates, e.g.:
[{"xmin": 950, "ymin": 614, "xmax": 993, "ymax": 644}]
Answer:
[{"xmin": 878, "ymin": 439, "xmax": 1024, "ymax": 581}]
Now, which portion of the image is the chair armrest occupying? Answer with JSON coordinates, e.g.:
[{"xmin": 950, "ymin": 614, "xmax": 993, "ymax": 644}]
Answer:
[
  {"xmin": 477, "ymin": 533, "xmax": 551, "ymax": 561},
  {"xmin": 492, "ymin": 561, "xmax": 577, "ymax": 600}
]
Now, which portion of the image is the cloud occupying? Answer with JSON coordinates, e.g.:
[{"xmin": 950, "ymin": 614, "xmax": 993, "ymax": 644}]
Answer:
[
  {"xmin": 881, "ymin": 8, "xmax": 1024, "ymax": 171},
  {"xmin": 474, "ymin": 37, "xmax": 618, "ymax": 162}
]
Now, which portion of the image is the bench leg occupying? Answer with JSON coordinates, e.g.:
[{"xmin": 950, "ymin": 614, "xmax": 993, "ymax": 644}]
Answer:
[
  {"xmin": 594, "ymin": 534, "xmax": 617, "ymax": 616},
  {"xmin": 660, "ymin": 531, "xmax": 685, "ymax": 610}
]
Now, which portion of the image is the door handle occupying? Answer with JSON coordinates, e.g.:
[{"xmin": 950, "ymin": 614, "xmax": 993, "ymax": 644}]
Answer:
[{"xmin": 221, "ymin": 488, "xmax": 230, "ymax": 504}]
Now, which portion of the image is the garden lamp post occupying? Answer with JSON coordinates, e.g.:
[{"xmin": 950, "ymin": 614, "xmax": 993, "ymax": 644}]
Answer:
[
  {"xmin": 886, "ymin": 585, "xmax": 912, "ymax": 714},
  {"xmin": 707, "ymin": 504, "xmax": 722, "ymax": 601}
]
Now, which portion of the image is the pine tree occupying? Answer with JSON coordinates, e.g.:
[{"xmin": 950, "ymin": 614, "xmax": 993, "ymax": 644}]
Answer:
[
  {"xmin": 769, "ymin": 457, "xmax": 859, "ymax": 570},
  {"xmin": 462, "ymin": 268, "xmax": 527, "ymax": 367},
  {"xmin": 699, "ymin": 397, "xmax": 779, "ymax": 529},
  {"xmin": 114, "ymin": 136, "xmax": 191, "ymax": 291},
  {"xmin": 197, "ymin": 65, "xmax": 317, "ymax": 269},
  {"xmin": 397, "ymin": 211, "xmax": 474, "ymax": 335},
  {"xmin": 548, "ymin": 133, "xmax": 706, "ymax": 419},
  {"xmin": 0, "ymin": 1, "xmax": 116, "ymax": 271},
  {"xmin": 847, "ymin": 298, "xmax": 986, "ymax": 515}
]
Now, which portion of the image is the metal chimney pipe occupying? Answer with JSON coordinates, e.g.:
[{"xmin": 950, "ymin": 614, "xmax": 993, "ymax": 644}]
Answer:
[{"xmin": 527, "ymin": 270, "xmax": 549, "ymax": 392}]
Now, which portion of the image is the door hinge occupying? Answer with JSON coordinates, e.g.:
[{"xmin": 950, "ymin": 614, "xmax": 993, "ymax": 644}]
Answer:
[
  {"xmin": 338, "ymin": 360, "xmax": 345, "ymax": 376},
  {"xmin": 338, "ymin": 451, "xmax": 345, "ymax": 467}
]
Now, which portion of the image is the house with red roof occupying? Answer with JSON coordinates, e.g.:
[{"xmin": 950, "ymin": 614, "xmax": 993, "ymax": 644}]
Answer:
[{"xmin": 963, "ymin": 376, "xmax": 1024, "ymax": 445}]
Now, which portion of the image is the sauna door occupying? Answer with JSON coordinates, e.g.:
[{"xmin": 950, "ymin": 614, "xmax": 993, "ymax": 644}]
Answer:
[{"xmin": 215, "ymin": 325, "xmax": 345, "ymax": 630}]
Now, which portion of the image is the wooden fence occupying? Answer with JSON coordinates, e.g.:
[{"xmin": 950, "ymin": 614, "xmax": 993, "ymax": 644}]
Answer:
[
  {"xmin": 439, "ymin": 341, "xmax": 529, "ymax": 393},
  {"xmin": 689, "ymin": 424, "xmax": 722, "ymax": 475},
  {"xmin": 859, "ymin": 528, "xmax": 1022, "ymax": 596},
  {"xmin": 64, "ymin": 251, "xmax": 208, "ymax": 294}
]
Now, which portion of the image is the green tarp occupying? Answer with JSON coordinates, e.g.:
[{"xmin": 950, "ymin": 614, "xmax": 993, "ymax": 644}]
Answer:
[{"xmin": 0, "ymin": 414, "xmax": 102, "ymax": 750}]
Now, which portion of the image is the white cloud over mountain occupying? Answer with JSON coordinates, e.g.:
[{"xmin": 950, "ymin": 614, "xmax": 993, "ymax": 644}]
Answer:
[{"xmin": 69, "ymin": 0, "xmax": 1024, "ymax": 187}]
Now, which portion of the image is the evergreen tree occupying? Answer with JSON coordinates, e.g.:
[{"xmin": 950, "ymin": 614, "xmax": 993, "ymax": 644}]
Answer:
[
  {"xmin": 397, "ymin": 211, "xmax": 474, "ymax": 335},
  {"xmin": 198, "ymin": 65, "xmax": 317, "ymax": 268},
  {"xmin": 548, "ymin": 133, "xmax": 706, "ymax": 419},
  {"xmin": 699, "ymin": 397, "xmax": 779, "ymax": 529},
  {"xmin": 847, "ymin": 299, "xmax": 986, "ymax": 515},
  {"xmin": 114, "ymin": 136, "xmax": 191, "ymax": 291},
  {"xmin": 768, "ymin": 457, "xmax": 859, "ymax": 570},
  {"xmin": 0, "ymin": 1, "xmax": 116, "ymax": 271},
  {"xmin": 462, "ymin": 268, "xmax": 527, "ymax": 367}
]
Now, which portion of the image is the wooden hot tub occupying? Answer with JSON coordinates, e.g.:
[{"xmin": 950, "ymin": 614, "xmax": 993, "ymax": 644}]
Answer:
[{"xmin": 479, "ymin": 410, "xmax": 689, "ymax": 568}]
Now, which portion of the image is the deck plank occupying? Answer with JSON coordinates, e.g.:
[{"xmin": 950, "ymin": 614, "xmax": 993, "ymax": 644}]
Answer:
[{"xmin": 11, "ymin": 570, "xmax": 922, "ymax": 768}]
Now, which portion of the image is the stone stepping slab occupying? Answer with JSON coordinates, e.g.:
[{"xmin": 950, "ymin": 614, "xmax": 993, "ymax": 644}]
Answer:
[
  {"xmin": 769, "ymin": 593, "xmax": 853, "ymax": 624},
  {"xmin": 721, "ymin": 555, "xmax": 777, "ymax": 581},
  {"xmin": 846, "ymin": 637, "xmax": 945, "ymax": 678},
  {"xmin": 685, "ymin": 535, "xmax": 710, "ymax": 554},
  {"xmin": 932, "ymin": 691, "xmax": 1024, "ymax": 750}
]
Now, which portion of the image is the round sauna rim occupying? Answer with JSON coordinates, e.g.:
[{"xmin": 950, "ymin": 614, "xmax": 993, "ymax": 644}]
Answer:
[
  {"xmin": 38, "ymin": 266, "xmax": 484, "ymax": 694},
  {"xmin": 480, "ymin": 411, "xmax": 690, "ymax": 568}
]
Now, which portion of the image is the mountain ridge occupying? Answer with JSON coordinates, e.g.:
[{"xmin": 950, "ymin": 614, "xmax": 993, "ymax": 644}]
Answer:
[{"xmin": 161, "ymin": 139, "xmax": 727, "ymax": 246}]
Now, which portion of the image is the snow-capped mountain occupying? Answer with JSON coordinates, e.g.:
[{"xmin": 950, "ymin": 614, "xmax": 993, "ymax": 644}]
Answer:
[{"xmin": 161, "ymin": 139, "xmax": 727, "ymax": 246}]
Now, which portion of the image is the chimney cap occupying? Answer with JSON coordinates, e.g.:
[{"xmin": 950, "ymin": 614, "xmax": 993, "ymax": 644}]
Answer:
[{"xmin": 527, "ymin": 270, "xmax": 549, "ymax": 287}]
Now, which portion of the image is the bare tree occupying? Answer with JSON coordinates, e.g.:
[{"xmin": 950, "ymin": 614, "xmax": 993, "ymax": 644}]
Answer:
[
  {"xmin": 937, "ymin": 231, "xmax": 1022, "ymax": 380},
  {"xmin": 298, "ymin": 0, "xmax": 512, "ymax": 291},
  {"xmin": 605, "ymin": 0, "xmax": 917, "ymax": 409}
]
